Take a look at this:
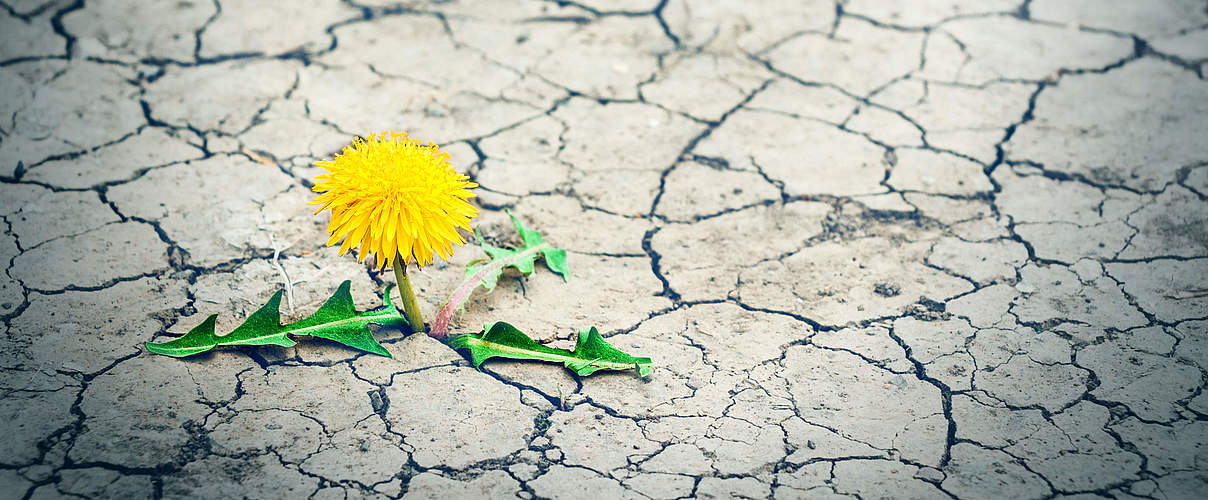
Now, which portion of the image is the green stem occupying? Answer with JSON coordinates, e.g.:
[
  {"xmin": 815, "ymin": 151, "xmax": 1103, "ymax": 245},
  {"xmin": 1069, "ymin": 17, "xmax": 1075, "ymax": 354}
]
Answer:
[{"xmin": 392, "ymin": 254, "xmax": 426, "ymax": 332}]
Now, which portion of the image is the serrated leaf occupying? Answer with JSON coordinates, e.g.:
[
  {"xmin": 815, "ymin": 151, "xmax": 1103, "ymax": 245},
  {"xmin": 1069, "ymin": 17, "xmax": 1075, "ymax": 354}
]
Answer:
[
  {"xmin": 431, "ymin": 211, "xmax": 575, "ymax": 338},
  {"xmin": 146, "ymin": 281, "xmax": 403, "ymax": 358},
  {"xmin": 568, "ymin": 327, "xmax": 651, "ymax": 377},
  {"xmin": 448, "ymin": 322, "xmax": 652, "ymax": 377},
  {"xmin": 144, "ymin": 292, "xmax": 297, "ymax": 357},
  {"xmin": 284, "ymin": 281, "xmax": 398, "ymax": 356},
  {"xmin": 466, "ymin": 209, "xmax": 570, "ymax": 293}
]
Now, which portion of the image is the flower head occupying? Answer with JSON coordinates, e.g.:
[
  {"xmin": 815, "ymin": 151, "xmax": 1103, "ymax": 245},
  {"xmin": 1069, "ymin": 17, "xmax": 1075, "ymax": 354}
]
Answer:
[{"xmin": 310, "ymin": 131, "xmax": 478, "ymax": 269}]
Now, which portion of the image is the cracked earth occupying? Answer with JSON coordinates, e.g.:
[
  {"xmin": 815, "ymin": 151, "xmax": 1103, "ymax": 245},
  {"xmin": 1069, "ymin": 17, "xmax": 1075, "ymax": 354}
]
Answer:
[{"xmin": 2, "ymin": 0, "xmax": 1207, "ymax": 498}]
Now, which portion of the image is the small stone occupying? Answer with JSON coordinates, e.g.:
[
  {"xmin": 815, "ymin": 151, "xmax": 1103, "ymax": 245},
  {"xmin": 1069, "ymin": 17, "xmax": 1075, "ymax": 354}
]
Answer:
[
  {"xmin": 508, "ymin": 463, "xmax": 540, "ymax": 482},
  {"xmin": 874, "ymin": 282, "xmax": 901, "ymax": 297}
]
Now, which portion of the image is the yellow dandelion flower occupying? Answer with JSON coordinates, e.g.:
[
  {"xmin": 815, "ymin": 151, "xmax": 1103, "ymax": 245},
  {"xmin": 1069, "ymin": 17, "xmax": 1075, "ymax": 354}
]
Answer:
[{"xmin": 309, "ymin": 131, "xmax": 478, "ymax": 270}]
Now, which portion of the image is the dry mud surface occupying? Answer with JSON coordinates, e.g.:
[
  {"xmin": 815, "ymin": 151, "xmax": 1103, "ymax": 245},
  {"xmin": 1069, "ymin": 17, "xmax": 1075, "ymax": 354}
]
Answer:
[{"xmin": 2, "ymin": 0, "xmax": 1208, "ymax": 499}]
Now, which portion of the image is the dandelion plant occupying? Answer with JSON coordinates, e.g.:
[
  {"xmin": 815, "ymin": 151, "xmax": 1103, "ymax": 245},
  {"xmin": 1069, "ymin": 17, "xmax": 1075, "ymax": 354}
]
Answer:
[{"xmin": 146, "ymin": 131, "xmax": 650, "ymax": 379}]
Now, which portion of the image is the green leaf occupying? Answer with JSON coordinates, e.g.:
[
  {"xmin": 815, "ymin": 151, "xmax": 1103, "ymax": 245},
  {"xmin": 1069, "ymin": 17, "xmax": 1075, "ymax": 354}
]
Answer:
[
  {"xmin": 285, "ymin": 281, "xmax": 398, "ymax": 356},
  {"xmin": 568, "ymin": 327, "xmax": 651, "ymax": 377},
  {"xmin": 431, "ymin": 211, "xmax": 574, "ymax": 339},
  {"xmin": 146, "ymin": 281, "xmax": 404, "ymax": 358},
  {"xmin": 467, "ymin": 209, "xmax": 569, "ymax": 293},
  {"xmin": 448, "ymin": 322, "xmax": 652, "ymax": 377}
]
